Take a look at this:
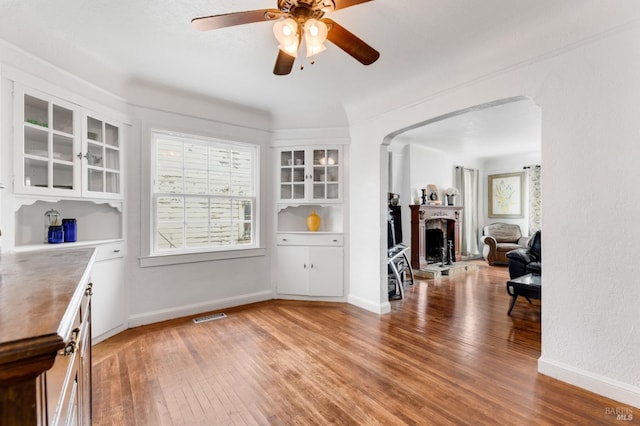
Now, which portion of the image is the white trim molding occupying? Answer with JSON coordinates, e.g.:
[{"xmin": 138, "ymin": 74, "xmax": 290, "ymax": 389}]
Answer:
[
  {"xmin": 348, "ymin": 294, "xmax": 391, "ymax": 315},
  {"xmin": 127, "ymin": 290, "xmax": 273, "ymax": 328},
  {"xmin": 538, "ymin": 356, "xmax": 640, "ymax": 409}
]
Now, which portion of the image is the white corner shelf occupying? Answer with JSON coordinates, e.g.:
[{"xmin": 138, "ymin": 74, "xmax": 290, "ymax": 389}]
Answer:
[{"xmin": 276, "ymin": 204, "xmax": 343, "ymax": 233}]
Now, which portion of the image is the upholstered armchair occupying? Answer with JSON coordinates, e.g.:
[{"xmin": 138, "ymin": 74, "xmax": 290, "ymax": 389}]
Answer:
[
  {"xmin": 506, "ymin": 230, "xmax": 541, "ymax": 278},
  {"xmin": 481, "ymin": 223, "xmax": 530, "ymax": 266}
]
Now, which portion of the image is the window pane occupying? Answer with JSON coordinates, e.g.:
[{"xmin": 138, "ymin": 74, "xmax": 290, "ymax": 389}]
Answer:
[
  {"xmin": 237, "ymin": 223, "xmax": 252, "ymax": 245},
  {"xmin": 209, "ymin": 148, "xmax": 230, "ymax": 172},
  {"xmin": 157, "ymin": 168, "xmax": 183, "ymax": 193},
  {"xmin": 211, "ymin": 199, "xmax": 231, "ymax": 221},
  {"xmin": 157, "ymin": 223, "xmax": 183, "ymax": 250},
  {"xmin": 157, "ymin": 196, "xmax": 185, "ymax": 250},
  {"xmin": 231, "ymin": 172, "xmax": 251, "ymax": 196},
  {"xmin": 184, "ymin": 169, "xmax": 207, "ymax": 194},
  {"xmin": 186, "ymin": 223, "xmax": 209, "ymax": 248},
  {"xmin": 234, "ymin": 199, "xmax": 252, "ymax": 221},
  {"xmin": 232, "ymin": 150, "xmax": 251, "ymax": 172},
  {"xmin": 211, "ymin": 223, "xmax": 232, "ymax": 246},
  {"xmin": 157, "ymin": 196, "xmax": 184, "ymax": 222},
  {"xmin": 157, "ymin": 140, "xmax": 183, "ymax": 169},
  {"xmin": 233, "ymin": 200, "xmax": 252, "ymax": 244},
  {"xmin": 185, "ymin": 197, "xmax": 208, "ymax": 221},
  {"xmin": 209, "ymin": 172, "xmax": 230, "ymax": 195},
  {"xmin": 184, "ymin": 143, "xmax": 207, "ymax": 170}
]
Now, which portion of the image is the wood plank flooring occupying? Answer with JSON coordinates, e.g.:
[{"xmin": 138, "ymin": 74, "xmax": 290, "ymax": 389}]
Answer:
[{"xmin": 92, "ymin": 264, "xmax": 635, "ymax": 425}]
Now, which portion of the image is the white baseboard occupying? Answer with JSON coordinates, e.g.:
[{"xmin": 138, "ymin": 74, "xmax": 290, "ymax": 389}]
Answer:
[
  {"xmin": 538, "ymin": 356, "xmax": 640, "ymax": 409},
  {"xmin": 347, "ymin": 294, "xmax": 391, "ymax": 314},
  {"xmin": 127, "ymin": 290, "xmax": 273, "ymax": 328},
  {"xmin": 92, "ymin": 324, "xmax": 128, "ymax": 346}
]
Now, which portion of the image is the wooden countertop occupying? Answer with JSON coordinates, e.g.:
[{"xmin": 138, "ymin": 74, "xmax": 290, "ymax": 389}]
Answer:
[{"xmin": 0, "ymin": 247, "xmax": 97, "ymax": 382}]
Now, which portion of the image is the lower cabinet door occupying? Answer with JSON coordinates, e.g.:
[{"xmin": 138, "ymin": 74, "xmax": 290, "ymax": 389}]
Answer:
[
  {"xmin": 276, "ymin": 246, "xmax": 309, "ymax": 295},
  {"xmin": 308, "ymin": 246, "xmax": 343, "ymax": 297},
  {"xmin": 276, "ymin": 245, "xmax": 343, "ymax": 297}
]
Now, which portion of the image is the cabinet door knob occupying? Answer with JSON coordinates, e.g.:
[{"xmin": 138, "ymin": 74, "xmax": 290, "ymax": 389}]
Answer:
[
  {"xmin": 303, "ymin": 264, "xmax": 307, "ymax": 269},
  {"xmin": 310, "ymin": 264, "xmax": 314, "ymax": 268},
  {"xmin": 85, "ymin": 282, "xmax": 93, "ymax": 296}
]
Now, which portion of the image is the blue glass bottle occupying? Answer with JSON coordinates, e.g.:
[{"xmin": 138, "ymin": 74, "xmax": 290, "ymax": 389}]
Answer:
[
  {"xmin": 62, "ymin": 218, "xmax": 77, "ymax": 242},
  {"xmin": 48, "ymin": 225, "xmax": 64, "ymax": 244}
]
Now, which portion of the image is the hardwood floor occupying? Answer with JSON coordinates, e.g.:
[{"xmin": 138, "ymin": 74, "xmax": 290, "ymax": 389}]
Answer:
[{"xmin": 92, "ymin": 265, "xmax": 634, "ymax": 425}]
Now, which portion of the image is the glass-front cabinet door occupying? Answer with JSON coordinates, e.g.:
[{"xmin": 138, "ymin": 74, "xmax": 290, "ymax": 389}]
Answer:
[
  {"xmin": 17, "ymin": 87, "xmax": 81, "ymax": 196},
  {"xmin": 277, "ymin": 147, "xmax": 342, "ymax": 203},
  {"xmin": 83, "ymin": 114, "xmax": 121, "ymax": 198},
  {"xmin": 312, "ymin": 148, "xmax": 340, "ymax": 201},
  {"xmin": 279, "ymin": 149, "xmax": 306, "ymax": 201}
]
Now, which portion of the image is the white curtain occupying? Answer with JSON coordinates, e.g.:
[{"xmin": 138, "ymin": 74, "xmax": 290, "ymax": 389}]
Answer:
[
  {"xmin": 526, "ymin": 165, "xmax": 542, "ymax": 234},
  {"xmin": 454, "ymin": 166, "xmax": 480, "ymax": 256}
]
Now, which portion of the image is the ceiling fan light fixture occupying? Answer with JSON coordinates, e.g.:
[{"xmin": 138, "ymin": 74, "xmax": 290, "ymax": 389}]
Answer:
[
  {"xmin": 273, "ymin": 17, "xmax": 300, "ymax": 57},
  {"xmin": 303, "ymin": 18, "xmax": 328, "ymax": 57}
]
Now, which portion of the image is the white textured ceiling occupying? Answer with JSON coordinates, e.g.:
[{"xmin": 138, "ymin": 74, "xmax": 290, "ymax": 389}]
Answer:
[
  {"xmin": 393, "ymin": 98, "xmax": 541, "ymax": 158},
  {"xmin": 0, "ymin": 1, "xmax": 637, "ymax": 139}
]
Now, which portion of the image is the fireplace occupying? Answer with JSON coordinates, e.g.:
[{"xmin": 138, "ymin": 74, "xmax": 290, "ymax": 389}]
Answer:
[{"xmin": 409, "ymin": 205, "xmax": 463, "ymax": 270}]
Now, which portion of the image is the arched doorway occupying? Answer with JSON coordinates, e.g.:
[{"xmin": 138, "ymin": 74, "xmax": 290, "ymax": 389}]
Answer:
[{"xmin": 382, "ymin": 96, "xmax": 541, "ymax": 289}]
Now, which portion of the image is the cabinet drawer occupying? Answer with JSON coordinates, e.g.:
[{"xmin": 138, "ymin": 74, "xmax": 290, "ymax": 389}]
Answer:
[
  {"xmin": 276, "ymin": 233, "xmax": 343, "ymax": 246},
  {"xmin": 95, "ymin": 240, "xmax": 125, "ymax": 261}
]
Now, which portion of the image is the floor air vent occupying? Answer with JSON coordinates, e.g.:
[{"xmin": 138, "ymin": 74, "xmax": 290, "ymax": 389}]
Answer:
[{"xmin": 192, "ymin": 313, "xmax": 227, "ymax": 324}]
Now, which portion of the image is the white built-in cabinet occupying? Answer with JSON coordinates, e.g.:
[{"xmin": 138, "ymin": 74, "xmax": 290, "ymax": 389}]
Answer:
[
  {"xmin": 8, "ymin": 78, "xmax": 127, "ymax": 346},
  {"xmin": 14, "ymin": 84, "xmax": 122, "ymax": 200},
  {"xmin": 274, "ymin": 145, "xmax": 345, "ymax": 299}
]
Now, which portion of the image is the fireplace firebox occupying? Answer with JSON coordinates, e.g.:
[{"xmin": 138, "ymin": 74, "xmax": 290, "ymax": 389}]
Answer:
[{"xmin": 409, "ymin": 205, "xmax": 463, "ymax": 270}]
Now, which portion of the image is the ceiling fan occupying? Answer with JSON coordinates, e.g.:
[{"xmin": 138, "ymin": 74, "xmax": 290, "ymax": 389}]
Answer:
[{"xmin": 192, "ymin": 0, "xmax": 380, "ymax": 75}]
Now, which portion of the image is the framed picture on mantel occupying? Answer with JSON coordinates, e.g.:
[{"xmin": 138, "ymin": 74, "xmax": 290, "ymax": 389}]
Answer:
[{"xmin": 488, "ymin": 172, "xmax": 524, "ymax": 218}]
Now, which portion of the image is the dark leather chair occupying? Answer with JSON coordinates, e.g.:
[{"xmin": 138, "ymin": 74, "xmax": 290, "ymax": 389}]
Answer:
[{"xmin": 506, "ymin": 230, "xmax": 541, "ymax": 279}]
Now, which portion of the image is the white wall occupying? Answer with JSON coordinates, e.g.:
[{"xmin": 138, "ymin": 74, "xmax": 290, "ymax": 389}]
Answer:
[{"xmin": 347, "ymin": 22, "xmax": 640, "ymax": 408}]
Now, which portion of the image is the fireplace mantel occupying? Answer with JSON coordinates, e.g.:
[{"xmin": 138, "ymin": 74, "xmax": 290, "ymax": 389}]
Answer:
[{"xmin": 409, "ymin": 204, "xmax": 463, "ymax": 270}]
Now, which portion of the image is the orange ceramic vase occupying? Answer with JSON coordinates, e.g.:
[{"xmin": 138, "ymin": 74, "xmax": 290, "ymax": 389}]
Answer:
[{"xmin": 306, "ymin": 211, "xmax": 321, "ymax": 232}]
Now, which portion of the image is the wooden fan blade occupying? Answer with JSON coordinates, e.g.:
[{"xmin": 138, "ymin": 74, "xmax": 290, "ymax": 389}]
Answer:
[
  {"xmin": 192, "ymin": 9, "xmax": 283, "ymax": 31},
  {"xmin": 322, "ymin": 18, "xmax": 380, "ymax": 65},
  {"xmin": 273, "ymin": 50, "xmax": 296, "ymax": 75},
  {"xmin": 332, "ymin": 0, "xmax": 373, "ymax": 11}
]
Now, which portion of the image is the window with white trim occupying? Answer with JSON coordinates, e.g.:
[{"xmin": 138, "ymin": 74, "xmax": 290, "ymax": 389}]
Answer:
[{"xmin": 151, "ymin": 131, "xmax": 258, "ymax": 255}]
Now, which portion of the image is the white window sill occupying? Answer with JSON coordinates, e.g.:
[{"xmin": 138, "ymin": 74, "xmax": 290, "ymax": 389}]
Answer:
[{"xmin": 138, "ymin": 247, "xmax": 266, "ymax": 268}]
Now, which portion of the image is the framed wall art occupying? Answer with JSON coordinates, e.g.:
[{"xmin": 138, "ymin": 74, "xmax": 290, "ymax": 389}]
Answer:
[{"xmin": 488, "ymin": 172, "xmax": 524, "ymax": 218}]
